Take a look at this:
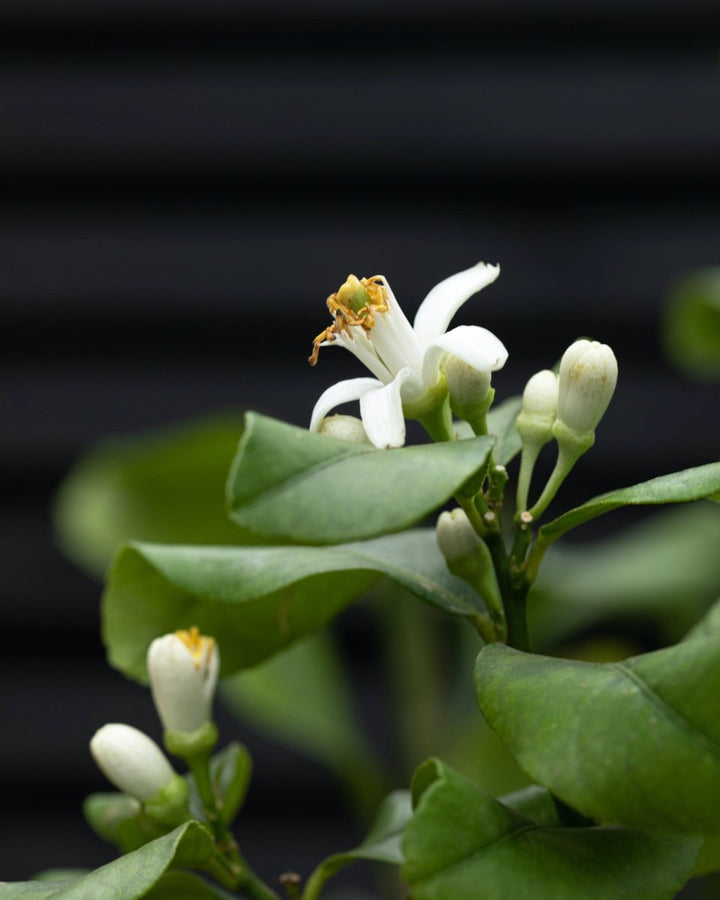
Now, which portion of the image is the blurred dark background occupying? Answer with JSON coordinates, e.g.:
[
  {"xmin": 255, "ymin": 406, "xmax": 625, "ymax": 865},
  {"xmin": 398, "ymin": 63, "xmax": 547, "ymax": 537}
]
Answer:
[{"xmin": 2, "ymin": 0, "xmax": 720, "ymax": 893}]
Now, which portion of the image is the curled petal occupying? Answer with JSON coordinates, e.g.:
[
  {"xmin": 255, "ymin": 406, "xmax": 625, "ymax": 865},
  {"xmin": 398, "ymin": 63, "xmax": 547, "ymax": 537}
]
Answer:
[
  {"xmin": 310, "ymin": 377, "xmax": 384, "ymax": 433},
  {"xmin": 432, "ymin": 324, "xmax": 508, "ymax": 372},
  {"xmin": 359, "ymin": 368, "xmax": 414, "ymax": 448},
  {"xmin": 413, "ymin": 262, "xmax": 500, "ymax": 345}
]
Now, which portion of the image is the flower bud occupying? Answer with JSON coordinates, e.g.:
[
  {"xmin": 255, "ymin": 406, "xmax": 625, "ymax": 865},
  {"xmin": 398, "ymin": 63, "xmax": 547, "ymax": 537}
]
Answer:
[
  {"xmin": 319, "ymin": 414, "xmax": 371, "ymax": 444},
  {"xmin": 148, "ymin": 627, "xmax": 219, "ymax": 734},
  {"xmin": 516, "ymin": 369, "xmax": 558, "ymax": 447},
  {"xmin": 444, "ymin": 355, "xmax": 493, "ymax": 407},
  {"xmin": 90, "ymin": 723, "xmax": 175, "ymax": 802},
  {"xmin": 436, "ymin": 508, "xmax": 481, "ymax": 562},
  {"xmin": 556, "ymin": 339, "xmax": 618, "ymax": 435}
]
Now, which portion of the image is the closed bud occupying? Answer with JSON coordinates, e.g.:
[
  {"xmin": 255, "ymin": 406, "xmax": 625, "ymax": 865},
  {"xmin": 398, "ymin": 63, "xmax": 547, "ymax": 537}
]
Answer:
[
  {"xmin": 516, "ymin": 369, "xmax": 558, "ymax": 447},
  {"xmin": 148, "ymin": 627, "xmax": 219, "ymax": 734},
  {"xmin": 90, "ymin": 723, "xmax": 175, "ymax": 802},
  {"xmin": 444, "ymin": 355, "xmax": 493, "ymax": 407},
  {"xmin": 436, "ymin": 508, "xmax": 481, "ymax": 562},
  {"xmin": 319, "ymin": 414, "xmax": 371, "ymax": 444},
  {"xmin": 556, "ymin": 339, "xmax": 618, "ymax": 436}
]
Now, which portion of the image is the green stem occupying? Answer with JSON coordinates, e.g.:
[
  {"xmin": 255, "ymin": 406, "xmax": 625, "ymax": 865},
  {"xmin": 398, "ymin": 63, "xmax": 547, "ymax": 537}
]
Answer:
[
  {"xmin": 418, "ymin": 395, "xmax": 454, "ymax": 442},
  {"xmin": 515, "ymin": 443, "xmax": 541, "ymax": 514},
  {"xmin": 527, "ymin": 444, "xmax": 578, "ymax": 521}
]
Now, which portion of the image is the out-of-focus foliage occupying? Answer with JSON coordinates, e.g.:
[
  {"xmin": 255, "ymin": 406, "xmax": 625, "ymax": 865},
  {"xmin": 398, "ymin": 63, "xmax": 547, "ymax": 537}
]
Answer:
[{"xmin": 663, "ymin": 268, "xmax": 720, "ymax": 380}]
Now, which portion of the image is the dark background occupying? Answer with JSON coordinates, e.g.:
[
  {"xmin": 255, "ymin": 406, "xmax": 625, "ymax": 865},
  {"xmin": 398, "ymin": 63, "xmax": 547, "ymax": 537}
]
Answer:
[{"xmin": 2, "ymin": 0, "xmax": 720, "ymax": 893}]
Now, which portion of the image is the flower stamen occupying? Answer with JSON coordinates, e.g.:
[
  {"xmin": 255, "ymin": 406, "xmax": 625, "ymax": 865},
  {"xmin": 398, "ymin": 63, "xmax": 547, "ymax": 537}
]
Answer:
[{"xmin": 308, "ymin": 274, "xmax": 388, "ymax": 366}]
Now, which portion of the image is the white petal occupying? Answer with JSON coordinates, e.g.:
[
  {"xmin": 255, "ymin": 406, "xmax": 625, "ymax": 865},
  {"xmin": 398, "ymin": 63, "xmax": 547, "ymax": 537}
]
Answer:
[
  {"xmin": 332, "ymin": 329, "xmax": 394, "ymax": 383},
  {"xmin": 431, "ymin": 324, "xmax": 509, "ymax": 372},
  {"xmin": 359, "ymin": 370, "xmax": 413, "ymax": 448},
  {"xmin": 413, "ymin": 263, "xmax": 501, "ymax": 346},
  {"xmin": 310, "ymin": 378, "xmax": 384, "ymax": 432}
]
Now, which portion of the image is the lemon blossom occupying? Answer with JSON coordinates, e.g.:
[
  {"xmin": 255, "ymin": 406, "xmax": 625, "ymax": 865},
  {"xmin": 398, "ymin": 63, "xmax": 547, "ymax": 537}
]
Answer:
[
  {"xmin": 90, "ymin": 723, "xmax": 176, "ymax": 801},
  {"xmin": 147, "ymin": 627, "xmax": 219, "ymax": 734},
  {"xmin": 309, "ymin": 263, "xmax": 507, "ymax": 448}
]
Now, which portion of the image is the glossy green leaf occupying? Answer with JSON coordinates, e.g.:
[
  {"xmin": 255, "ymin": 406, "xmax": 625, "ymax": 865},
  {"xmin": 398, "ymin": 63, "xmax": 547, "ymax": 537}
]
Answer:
[
  {"xmin": 54, "ymin": 415, "xmax": 250, "ymax": 577},
  {"xmin": 486, "ymin": 395, "xmax": 522, "ymax": 466},
  {"xmin": 402, "ymin": 759, "xmax": 700, "ymax": 900},
  {"xmin": 2, "ymin": 823, "xmax": 214, "ymax": 899},
  {"xmin": 226, "ymin": 412, "xmax": 494, "ymax": 544},
  {"xmin": 537, "ymin": 463, "xmax": 720, "ymax": 547},
  {"xmin": 302, "ymin": 790, "xmax": 412, "ymax": 900},
  {"xmin": 530, "ymin": 503, "xmax": 720, "ymax": 647},
  {"xmin": 475, "ymin": 635, "xmax": 720, "ymax": 834},
  {"xmin": 663, "ymin": 267, "xmax": 720, "ymax": 380},
  {"xmin": 103, "ymin": 529, "xmax": 484, "ymax": 681},
  {"xmin": 144, "ymin": 871, "xmax": 236, "ymax": 899}
]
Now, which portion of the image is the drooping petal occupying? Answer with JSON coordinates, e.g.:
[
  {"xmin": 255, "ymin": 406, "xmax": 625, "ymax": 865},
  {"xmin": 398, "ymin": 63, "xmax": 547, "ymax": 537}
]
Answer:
[
  {"xmin": 412, "ymin": 263, "xmax": 501, "ymax": 346},
  {"xmin": 432, "ymin": 324, "xmax": 508, "ymax": 372},
  {"xmin": 359, "ymin": 369, "xmax": 413, "ymax": 448},
  {"xmin": 310, "ymin": 377, "xmax": 384, "ymax": 433}
]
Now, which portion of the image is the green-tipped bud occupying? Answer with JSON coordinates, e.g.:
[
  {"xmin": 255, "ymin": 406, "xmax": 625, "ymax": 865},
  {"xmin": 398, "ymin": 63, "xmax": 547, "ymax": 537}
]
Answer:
[
  {"xmin": 556, "ymin": 339, "xmax": 618, "ymax": 437},
  {"xmin": 90, "ymin": 724, "xmax": 176, "ymax": 803},
  {"xmin": 436, "ymin": 508, "xmax": 482, "ymax": 562},
  {"xmin": 319, "ymin": 414, "xmax": 371, "ymax": 444},
  {"xmin": 516, "ymin": 369, "xmax": 558, "ymax": 448}
]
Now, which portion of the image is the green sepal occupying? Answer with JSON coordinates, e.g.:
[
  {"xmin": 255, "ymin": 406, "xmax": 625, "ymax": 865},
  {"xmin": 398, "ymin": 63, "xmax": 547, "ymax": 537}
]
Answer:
[
  {"xmin": 83, "ymin": 792, "xmax": 166, "ymax": 853},
  {"xmin": 449, "ymin": 386, "xmax": 495, "ymax": 436},
  {"xmin": 164, "ymin": 722, "xmax": 219, "ymax": 762},
  {"xmin": 144, "ymin": 774, "xmax": 191, "ymax": 828}
]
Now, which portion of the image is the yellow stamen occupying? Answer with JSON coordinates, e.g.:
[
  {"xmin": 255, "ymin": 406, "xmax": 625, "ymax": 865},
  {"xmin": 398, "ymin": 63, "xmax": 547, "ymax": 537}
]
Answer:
[
  {"xmin": 174, "ymin": 625, "xmax": 215, "ymax": 670},
  {"xmin": 308, "ymin": 274, "xmax": 388, "ymax": 366}
]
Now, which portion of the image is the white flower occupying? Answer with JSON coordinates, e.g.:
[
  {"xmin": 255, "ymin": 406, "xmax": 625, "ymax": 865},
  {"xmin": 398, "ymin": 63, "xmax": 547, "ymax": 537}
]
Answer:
[
  {"xmin": 147, "ymin": 627, "xmax": 220, "ymax": 733},
  {"xmin": 556, "ymin": 339, "xmax": 618, "ymax": 435},
  {"xmin": 309, "ymin": 263, "xmax": 507, "ymax": 448},
  {"xmin": 436, "ymin": 508, "xmax": 482, "ymax": 562},
  {"xmin": 90, "ymin": 723, "xmax": 175, "ymax": 801}
]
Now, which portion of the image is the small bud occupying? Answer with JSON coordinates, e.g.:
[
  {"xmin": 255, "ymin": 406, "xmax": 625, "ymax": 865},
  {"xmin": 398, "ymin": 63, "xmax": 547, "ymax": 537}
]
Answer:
[
  {"xmin": 516, "ymin": 369, "xmax": 558, "ymax": 446},
  {"xmin": 148, "ymin": 627, "xmax": 219, "ymax": 734},
  {"xmin": 319, "ymin": 414, "xmax": 371, "ymax": 444},
  {"xmin": 436, "ymin": 508, "xmax": 481, "ymax": 562},
  {"xmin": 556, "ymin": 339, "xmax": 618, "ymax": 436},
  {"xmin": 90, "ymin": 724, "xmax": 175, "ymax": 802},
  {"xmin": 444, "ymin": 355, "xmax": 492, "ymax": 407}
]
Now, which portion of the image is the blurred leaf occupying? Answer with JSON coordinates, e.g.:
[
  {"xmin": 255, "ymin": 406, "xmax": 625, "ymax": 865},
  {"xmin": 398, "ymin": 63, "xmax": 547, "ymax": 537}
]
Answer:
[
  {"xmin": 537, "ymin": 463, "xmax": 720, "ymax": 547},
  {"xmin": 83, "ymin": 792, "xmax": 163, "ymax": 853},
  {"xmin": 54, "ymin": 415, "xmax": 250, "ymax": 577},
  {"xmin": 486, "ymin": 395, "xmax": 522, "ymax": 465},
  {"xmin": 302, "ymin": 790, "xmax": 412, "ymax": 900},
  {"xmin": 475, "ymin": 635, "xmax": 720, "ymax": 834},
  {"xmin": 530, "ymin": 502, "xmax": 720, "ymax": 646},
  {"xmin": 226, "ymin": 412, "xmax": 494, "ymax": 544},
  {"xmin": 402, "ymin": 759, "xmax": 700, "ymax": 900},
  {"xmin": 31, "ymin": 872, "xmax": 90, "ymax": 883},
  {"xmin": 103, "ymin": 530, "xmax": 485, "ymax": 681},
  {"xmin": 2, "ymin": 823, "xmax": 214, "ymax": 899},
  {"xmin": 663, "ymin": 268, "xmax": 720, "ymax": 380},
  {"xmin": 221, "ymin": 633, "xmax": 381, "ymax": 794}
]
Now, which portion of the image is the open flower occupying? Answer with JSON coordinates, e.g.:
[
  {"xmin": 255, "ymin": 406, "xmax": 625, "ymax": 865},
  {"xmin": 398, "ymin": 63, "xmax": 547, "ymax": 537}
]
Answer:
[{"xmin": 309, "ymin": 263, "xmax": 507, "ymax": 448}]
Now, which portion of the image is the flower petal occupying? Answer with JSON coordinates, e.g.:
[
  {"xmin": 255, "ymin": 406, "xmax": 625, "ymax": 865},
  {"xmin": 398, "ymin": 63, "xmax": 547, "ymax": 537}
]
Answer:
[
  {"xmin": 413, "ymin": 263, "xmax": 500, "ymax": 346},
  {"xmin": 310, "ymin": 377, "xmax": 384, "ymax": 432},
  {"xmin": 359, "ymin": 369, "xmax": 413, "ymax": 448},
  {"xmin": 432, "ymin": 324, "xmax": 508, "ymax": 372}
]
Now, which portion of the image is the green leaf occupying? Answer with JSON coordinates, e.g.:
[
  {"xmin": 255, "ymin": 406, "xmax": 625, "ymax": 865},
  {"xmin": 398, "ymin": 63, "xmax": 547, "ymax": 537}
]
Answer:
[
  {"xmin": 537, "ymin": 463, "xmax": 720, "ymax": 547},
  {"xmin": 663, "ymin": 267, "xmax": 720, "ymax": 380},
  {"xmin": 144, "ymin": 871, "xmax": 236, "ymax": 899},
  {"xmin": 2, "ymin": 823, "xmax": 215, "ymax": 899},
  {"xmin": 103, "ymin": 530, "xmax": 484, "ymax": 680},
  {"xmin": 302, "ymin": 790, "xmax": 412, "ymax": 900},
  {"xmin": 187, "ymin": 744, "xmax": 252, "ymax": 826},
  {"xmin": 54, "ymin": 415, "xmax": 250, "ymax": 577},
  {"xmin": 530, "ymin": 503, "xmax": 720, "ymax": 647},
  {"xmin": 475, "ymin": 635, "xmax": 720, "ymax": 834},
  {"xmin": 402, "ymin": 759, "xmax": 700, "ymax": 900},
  {"xmin": 226, "ymin": 412, "xmax": 494, "ymax": 544}
]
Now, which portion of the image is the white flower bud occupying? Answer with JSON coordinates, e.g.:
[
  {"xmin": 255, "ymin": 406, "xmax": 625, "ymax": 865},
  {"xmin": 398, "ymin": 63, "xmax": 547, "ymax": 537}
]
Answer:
[
  {"xmin": 556, "ymin": 340, "xmax": 618, "ymax": 434},
  {"xmin": 516, "ymin": 369, "xmax": 558, "ymax": 447},
  {"xmin": 319, "ymin": 414, "xmax": 370, "ymax": 444},
  {"xmin": 147, "ymin": 627, "xmax": 220, "ymax": 734},
  {"xmin": 436, "ymin": 508, "xmax": 481, "ymax": 562},
  {"xmin": 444, "ymin": 355, "xmax": 493, "ymax": 407},
  {"xmin": 90, "ymin": 723, "xmax": 175, "ymax": 801}
]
